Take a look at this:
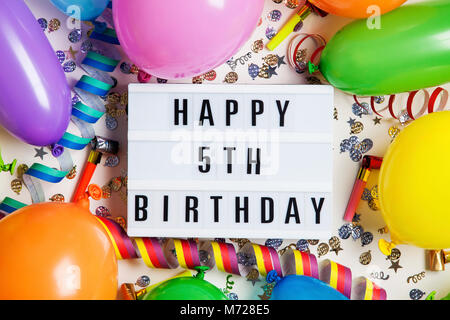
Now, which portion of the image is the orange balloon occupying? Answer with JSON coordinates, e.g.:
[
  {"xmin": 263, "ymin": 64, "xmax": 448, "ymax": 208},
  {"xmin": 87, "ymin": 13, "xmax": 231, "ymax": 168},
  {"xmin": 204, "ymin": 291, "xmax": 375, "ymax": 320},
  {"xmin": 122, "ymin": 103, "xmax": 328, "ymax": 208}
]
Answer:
[
  {"xmin": 309, "ymin": 0, "xmax": 406, "ymax": 18},
  {"xmin": 0, "ymin": 200, "xmax": 118, "ymax": 299}
]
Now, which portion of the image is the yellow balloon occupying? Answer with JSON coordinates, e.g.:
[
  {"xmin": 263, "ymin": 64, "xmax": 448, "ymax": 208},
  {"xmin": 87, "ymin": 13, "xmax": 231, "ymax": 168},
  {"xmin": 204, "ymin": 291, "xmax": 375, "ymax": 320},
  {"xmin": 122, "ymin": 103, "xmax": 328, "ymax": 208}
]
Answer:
[{"xmin": 379, "ymin": 111, "xmax": 450, "ymax": 251}]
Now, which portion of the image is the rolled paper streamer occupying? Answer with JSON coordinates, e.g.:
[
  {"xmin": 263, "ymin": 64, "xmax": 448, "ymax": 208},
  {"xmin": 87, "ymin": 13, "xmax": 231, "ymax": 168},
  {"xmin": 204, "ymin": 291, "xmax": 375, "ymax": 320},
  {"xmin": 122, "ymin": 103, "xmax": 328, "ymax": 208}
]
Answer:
[
  {"xmin": 320, "ymin": 260, "xmax": 352, "ymax": 299},
  {"xmin": 0, "ymin": 197, "xmax": 27, "ymax": 216},
  {"xmin": 281, "ymin": 248, "xmax": 319, "ymax": 278},
  {"xmin": 95, "ymin": 218, "xmax": 386, "ymax": 299},
  {"xmin": 353, "ymin": 277, "xmax": 387, "ymax": 300},
  {"xmin": 319, "ymin": 0, "xmax": 450, "ymax": 96}
]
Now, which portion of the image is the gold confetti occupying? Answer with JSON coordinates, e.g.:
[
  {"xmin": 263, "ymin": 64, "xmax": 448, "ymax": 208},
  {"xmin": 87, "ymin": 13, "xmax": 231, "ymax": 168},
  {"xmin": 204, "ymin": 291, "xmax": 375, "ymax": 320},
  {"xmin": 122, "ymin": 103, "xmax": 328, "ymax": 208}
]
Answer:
[
  {"xmin": 370, "ymin": 185, "xmax": 379, "ymax": 200},
  {"xmin": 120, "ymin": 92, "xmax": 128, "ymax": 106},
  {"xmin": 49, "ymin": 194, "xmax": 65, "ymax": 202},
  {"xmin": 192, "ymin": 75, "xmax": 204, "ymax": 84},
  {"xmin": 359, "ymin": 250, "xmax": 372, "ymax": 265},
  {"xmin": 224, "ymin": 72, "xmax": 238, "ymax": 83},
  {"xmin": 110, "ymin": 177, "xmax": 123, "ymax": 192},
  {"xmin": 102, "ymin": 185, "xmax": 112, "ymax": 199},
  {"xmin": 407, "ymin": 272, "xmax": 425, "ymax": 284},
  {"xmin": 317, "ymin": 242, "xmax": 329, "ymax": 257},
  {"xmin": 252, "ymin": 39, "xmax": 264, "ymax": 53},
  {"xmin": 285, "ymin": 0, "xmax": 300, "ymax": 9},
  {"xmin": 66, "ymin": 166, "xmax": 77, "ymax": 179},
  {"xmin": 350, "ymin": 121, "xmax": 364, "ymax": 134},
  {"xmin": 263, "ymin": 54, "xmax": 278, "ymax": 67},
  {"xmin": 388, "ymin": 126, "xmax": 401, "ymax": 139},
  {"xmin": 368, "ymin": 198, "xmax": 380, "ymax": 211},
  {"xmin": 10, "ymin": 179, "xmax": 22, "ymax": 194},
  {"xmin": 307, "ymin": 239, "xmax": 319, "ymax": 245},
  {"xmin": 107, "ymin": 92, "xmax": 121, "ymax": 104},
  {"xmin": 115, "ymin": 216, "xmax": 126, "ymax": 229}
]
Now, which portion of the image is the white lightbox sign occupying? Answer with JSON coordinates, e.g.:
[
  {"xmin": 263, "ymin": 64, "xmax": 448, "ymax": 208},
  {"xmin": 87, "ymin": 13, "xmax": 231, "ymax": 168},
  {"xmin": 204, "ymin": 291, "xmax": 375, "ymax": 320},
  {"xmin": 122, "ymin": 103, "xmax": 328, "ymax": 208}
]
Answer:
[{"xmin": 128, "ymin": 84, "xmax": 333, "ymax": 239}]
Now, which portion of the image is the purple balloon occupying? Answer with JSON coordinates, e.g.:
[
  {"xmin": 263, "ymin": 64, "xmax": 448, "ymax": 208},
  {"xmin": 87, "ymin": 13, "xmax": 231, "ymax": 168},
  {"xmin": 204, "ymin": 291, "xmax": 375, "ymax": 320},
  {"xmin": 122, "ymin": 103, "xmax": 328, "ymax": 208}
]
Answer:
[{"xmin": 0, "ymin": 0, "xmax": 71, "ymax": 146}]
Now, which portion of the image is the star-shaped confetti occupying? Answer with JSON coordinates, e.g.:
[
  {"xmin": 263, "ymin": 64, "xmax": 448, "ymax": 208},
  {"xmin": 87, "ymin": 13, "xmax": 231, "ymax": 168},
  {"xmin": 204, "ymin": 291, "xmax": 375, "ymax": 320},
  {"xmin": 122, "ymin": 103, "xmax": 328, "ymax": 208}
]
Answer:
[
  {"xmin": 65, "ymin": 46, "xmax": 78, "ymax": 60},
  {"xmin": 277, "ymin": 55, "xmax": 286, "ymax": 68},
  {"xmin": 34, "ymin": 147, "xmax": 48, "ymax": 160},
  {"xmin": 389, "ymin": 259, "xmax": 403, "ymax": 273},
  {"xmin": 266, "ymin": 65, "xmax": 278, "ymax": 78},
  {"xmin": 331, "ymin": 245, "xmax": 343, "ymax": 255},
  {"xmin": 352, "ymin": 213, "xmax": 361, "ymax": 223},
  {"xmin": 347, "ymin": 117, "xmax": 356, "ymax": 126},
  {"xmin": 373, "ymin": 116, "xmax": 382, "ymax": 125}
]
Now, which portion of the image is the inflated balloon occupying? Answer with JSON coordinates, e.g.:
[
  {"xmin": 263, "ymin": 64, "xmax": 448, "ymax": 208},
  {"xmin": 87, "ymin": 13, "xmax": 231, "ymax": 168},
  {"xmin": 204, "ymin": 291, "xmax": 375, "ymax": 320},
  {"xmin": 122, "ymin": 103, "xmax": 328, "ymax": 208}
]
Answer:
[
  {"xmin": 142, "ymin": 266, "xmax": 228, "ymax": 300},
  {"xmin": 0, "ymin": 0, "xmax": 71, "ymax": 146},
  {"xmin": 379, "ymin": 111, "xmax": 450, "ymax": 251},
  {"xmin": 50, "ymin": 0, "xmax": 110, "ymax": 21},
  {"xmin": 269, "ymin": 273, "xmax": 348, "ymax": 300},
  {"xmin": 0, "ymin": 200, "xmax": 118, "ymax": 299},
  {"xmin": 319, "ymin": 0, "xmax": 450, "ymax": 96},
  {"xmin": 113, "ymin": 0, "xmax": 264, "ymax": 79},
  {"xmin": 309, "ymin": 0, "xmax": 406, "ymax": 18}
]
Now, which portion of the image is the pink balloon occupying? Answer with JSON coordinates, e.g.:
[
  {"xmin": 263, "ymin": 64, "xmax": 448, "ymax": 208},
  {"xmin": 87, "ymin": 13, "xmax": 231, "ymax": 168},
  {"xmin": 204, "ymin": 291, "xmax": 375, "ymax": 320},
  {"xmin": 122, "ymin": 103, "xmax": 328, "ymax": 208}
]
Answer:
[{"xmin": 113, "ymin": 0, "xmax": 264, "ymax": 79}]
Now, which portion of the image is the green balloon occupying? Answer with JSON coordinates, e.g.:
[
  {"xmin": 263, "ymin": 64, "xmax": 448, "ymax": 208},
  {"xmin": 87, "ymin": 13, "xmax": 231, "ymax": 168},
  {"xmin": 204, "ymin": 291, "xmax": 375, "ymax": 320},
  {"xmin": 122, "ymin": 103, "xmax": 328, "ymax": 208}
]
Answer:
[
  {"xmin": 142, "ymin": 267, "xmax": 228, "ymax": 300},
  {"xmin": 319, "ymin": 0, "xmax": 450, "ymax": 96}
]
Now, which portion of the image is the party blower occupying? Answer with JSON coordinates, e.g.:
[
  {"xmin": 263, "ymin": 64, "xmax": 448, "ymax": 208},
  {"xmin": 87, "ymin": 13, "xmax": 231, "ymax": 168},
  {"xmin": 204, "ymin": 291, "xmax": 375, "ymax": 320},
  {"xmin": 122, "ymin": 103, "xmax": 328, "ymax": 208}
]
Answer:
[
  {"xmin": 344, "ymin": 112, "xmax": 450, "ymax": 257},
  {"xmin": 267, "ymin": 0, "xmax": 406, "ymax": 51}
]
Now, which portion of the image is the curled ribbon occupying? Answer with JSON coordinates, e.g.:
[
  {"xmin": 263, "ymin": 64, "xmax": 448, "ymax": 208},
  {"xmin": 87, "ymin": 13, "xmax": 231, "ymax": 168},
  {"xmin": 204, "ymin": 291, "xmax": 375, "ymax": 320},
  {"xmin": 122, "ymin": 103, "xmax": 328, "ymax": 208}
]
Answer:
[
  {"xmin": 93, "ymin": 216, "xmax": 386, "ymax": 300},
  {"xmin": 353, "ymin": 86, "xmax": 448, "ymax": 125},
  {"xmin": 5, "ymin": 5, "xmax": 121, "ymax": 206}
]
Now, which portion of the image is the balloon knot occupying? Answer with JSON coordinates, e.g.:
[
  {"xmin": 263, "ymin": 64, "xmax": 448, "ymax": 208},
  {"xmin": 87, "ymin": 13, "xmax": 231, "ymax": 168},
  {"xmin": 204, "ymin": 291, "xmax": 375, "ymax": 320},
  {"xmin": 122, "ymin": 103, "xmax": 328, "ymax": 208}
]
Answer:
[
  {"xmin": 194, "ymin": 266, "xmax": 210, "ymax": 280},
  {"xmin": 266, "ymin": 270, "xmax": 281, "ymax": 284}
]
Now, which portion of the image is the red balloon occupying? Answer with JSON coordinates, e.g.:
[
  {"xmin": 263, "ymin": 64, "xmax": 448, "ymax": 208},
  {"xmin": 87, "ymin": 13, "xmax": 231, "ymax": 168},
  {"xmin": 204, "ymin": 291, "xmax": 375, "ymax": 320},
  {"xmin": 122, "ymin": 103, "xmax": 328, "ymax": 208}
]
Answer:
[{"xmin": 0, "ymin": 200, "xmax": 118, "ymax": 299}]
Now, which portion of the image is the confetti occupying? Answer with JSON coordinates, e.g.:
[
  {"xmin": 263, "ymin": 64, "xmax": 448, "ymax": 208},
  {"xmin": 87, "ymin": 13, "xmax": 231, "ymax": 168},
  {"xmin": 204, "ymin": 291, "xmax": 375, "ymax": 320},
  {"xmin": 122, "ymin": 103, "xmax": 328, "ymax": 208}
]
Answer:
[
  {"xmin": 389, "ymin": 259, "xmax": 403, "ymax": 273},
  {"xmin": 120, "ymin": 62, "xmax": 132, "ymax": 74},
  {"xmin": 252, "ymin": 39, "xmax": 264, "ymax": 53},
  {"xmin": 296, "ymin": 239, "xmax": 309, "ymax": 252},
  {"xmin": 267, "ymin": 9, "xmax": 282, "ymax": 22},
  {"xmin": 248, "ymin": 63, "xmax": 260, "ymax": 80},
  {"xmin": 352, "ymin": 102, "xmax": 371, "ymax": 118},
  {"xmin": 95, "ymin": 206, "xmax": 111, "ymax": 217},
  {"xmin": 48, "ymin": 18, "xmax": 61, "ymax": 32},
  {"xmin": 80, "ymin": 40, "xmax": 93, "ymax": 53},
  {"xmin": 407, "ymin": 272, "xmax": 425, "ymax": 284},
  {"xmin": 68, "ymin": 29, "xmax": 82, "ymax": 43},
  {"xmin": 49, "ymin": 194, "xmax": 65, "ymax": 202},
  {"xmin": 265, "ymin": 239, "xmax": 283, "ymax": 249},
  {"xmin": 34, "ymin": 147, "xmax": 48, "ymax": 160},
  {"xmin": 387, "ymin": 248, "xmax": 401, "ymax": 261},
  {"xmin": 351, "ymin": 225, "xmax": 363, "ymax": 240},
  {"xmin": 374, "ymin": 96, "xmax": 385, "ymax": 104},
  {"xmin": 359, "ymin": 250, "xmax": 372, "ymax": 265},
  {"xmin": 350, "ymin": 148, "xmax": 363, "ymax": 162},
  {"xmin": 203, "ymin": 70, "xmax": 217, "ymax": 81},
  {"xmin": 104, "ymin": 155, "xmax": 120, "ymax": 167},
  {"xmin": 66, "ymin": 166, "xmax": 77, "ymax": 179},
  {"xmin": 307, "ymin": 239, "xmax": 319, "ymax": 245},
  {"xmin": 338, "ymin": 224, "xmax": 352, "ymax": 239},
  {"xmin": 361, "ymin": 232, "xmax": 374, "ymax": 246},
  {"xmin": 227, "ymin": 293, "xmax": 238, "ymax": 300},
  {"xmin": 63, "ymin": 60, "xmax": 77, "ymax": 72},
  {"xmin": 102, "ymin": 185, "xmax": 112, "ymax": 199},
  {"xmin": 37, "ymin": 18, "xmax": 47, "ymax": 31},
  {"xmin": 317, "ymin": 242, "xmax": 329, "ymax": 257},
  {"xmin": 224, "ymin": 72, "xmax": 238, "ymax": 83},
  {"xmin": 409, "ymin": 289, "xmax": 425, "ymax": 300},
  {"xmin": 265, "ymin": 26, "xmax": 277, "ymax": 40},
  {"xmin": 105, "ymin": 114, "xmax": 118, "ymax": 130},
  {"xmin": 135, "ymin": 275, "xmax": 150, "ymax": 288},
  {"xmin": 388, "ymin": 126, "xmax": 401, "ymax": 139},
  {"xmin": 285, "ymin": 0, "xmax": 300, "ymax": 9},
  {"xmin": 10, "ymin": 179, "xmax": 22, "ymax": 194},
  {"xmin": 56, "ymin": 50, "xmax": 66, "ymax": 64},
  {"xmin": 157, "ymin": 78, "xmax": 168, "ymax": 83},
  {"xmin": 114, "ymin": 216, "xmax": 126, "ymax": 229},
  {"xmin": 329, "ymin": 236, "xmax": 343, "ymax": 255},
  {"xmin": 110, "ymin": 177, "xmax": 123, "ymax": 192},
  {"xmin": 192, "ymin": 75, "xmax": 203, "ymax": 84},
  {"xmin": 350, "ymin": 121, "xmax": 364, "ymax": 134},
  {"xmin": 264, "ymin": 54, "xmax": 279, "ymax": 67}
]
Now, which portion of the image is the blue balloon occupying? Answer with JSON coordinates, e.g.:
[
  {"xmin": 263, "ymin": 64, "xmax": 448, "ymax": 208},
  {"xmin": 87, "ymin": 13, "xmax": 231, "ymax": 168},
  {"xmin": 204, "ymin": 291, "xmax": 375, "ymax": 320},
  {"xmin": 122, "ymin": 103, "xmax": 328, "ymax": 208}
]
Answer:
[
  {"xmin": 50, "ymin": 0, "xmax": 110, "ymax": 21},
  {"xmin": 270, "ymin": 275, "xmax": 349, "ymax": 300}
]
